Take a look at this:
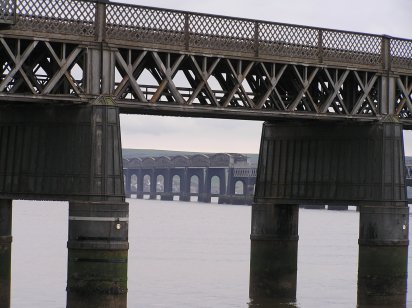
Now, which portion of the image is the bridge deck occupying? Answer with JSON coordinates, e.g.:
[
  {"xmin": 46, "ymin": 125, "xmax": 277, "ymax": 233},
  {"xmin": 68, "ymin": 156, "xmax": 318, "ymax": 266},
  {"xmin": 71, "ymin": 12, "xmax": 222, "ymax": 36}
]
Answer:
[{"xmin": 0, "ymin": 0, "xmax": 411, "ymax": 124}]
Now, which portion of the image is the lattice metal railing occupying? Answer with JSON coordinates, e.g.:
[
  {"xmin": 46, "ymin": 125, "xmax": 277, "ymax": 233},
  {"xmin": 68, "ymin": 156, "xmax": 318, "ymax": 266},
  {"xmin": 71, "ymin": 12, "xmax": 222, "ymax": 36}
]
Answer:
[
  {"xmin": 106, "ymin": 3, "xmax": 186, "ymax": 46},
  {"xmin": 1, "ymin": 0, "xmax": 412, "ymax": 72},
  {"xmin": 322, "ymin": 30, "xmax": 382, "ymax": 65},
  {"xmin": 259, "ymin": 22, "xmax": 318, "ymax": 59},
  {"xmin": 189, "ymin": 14, "xmax": 255, "ymax": 53},
  {"xmin": 104, "ymin": 2, "xmax": 411, "ymax": 70},
  {"xmin": 0, "ymin": 0, "xmax": 15, "ymax": 24},
  {"xmin": 392, "ymin": 39, "xmax": 412, "ymax": 70},
  {"xmin": 13, "ymin": 0, "xmax": 96, "ymax": 36}
]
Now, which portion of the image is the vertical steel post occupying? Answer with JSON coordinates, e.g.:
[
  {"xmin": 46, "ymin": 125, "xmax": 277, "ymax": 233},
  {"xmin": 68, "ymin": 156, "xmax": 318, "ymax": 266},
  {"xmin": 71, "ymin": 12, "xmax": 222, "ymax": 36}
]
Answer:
[{"xmin": 0, "ymin": 199, "xmax": 12, "ymax": 308}]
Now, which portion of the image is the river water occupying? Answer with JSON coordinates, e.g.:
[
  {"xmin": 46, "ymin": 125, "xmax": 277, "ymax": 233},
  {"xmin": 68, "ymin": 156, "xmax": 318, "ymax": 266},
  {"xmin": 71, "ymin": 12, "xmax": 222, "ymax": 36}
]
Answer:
[{"xmin": 10, "ymin": 199, "xmax": 412, "ymax": 307}]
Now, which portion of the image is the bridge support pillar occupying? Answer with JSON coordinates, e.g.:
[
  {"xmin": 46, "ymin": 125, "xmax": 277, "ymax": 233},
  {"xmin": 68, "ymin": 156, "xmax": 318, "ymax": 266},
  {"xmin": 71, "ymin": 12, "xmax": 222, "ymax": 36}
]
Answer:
[
  {"xmin": 160, "ymin": 193, "xmax": 174, "ymax": 201},
  {"xmin": 0, "ymin": 200, "xmax": 12, "ymax": 308},
  {"xmin": 249, "ymin": 203, "xmax": 299, "ymax": 302},
  {"xmin": 198, "ymin": 193, "xmax": 211, "ymax": 203},
  {"xmin": 356, "ymin": 118, "xmax": 409, "ymax": 306},
  {"xmin": 67, "ymin": 201, "xmax": 129, "ymax": 308},
  {"xmin": 357, "ymin": 206, "xmax": 409, "ymax": 306},
  {"xmin": 179, "ymin": 194, "xmax": 190, "ymax": 202}
]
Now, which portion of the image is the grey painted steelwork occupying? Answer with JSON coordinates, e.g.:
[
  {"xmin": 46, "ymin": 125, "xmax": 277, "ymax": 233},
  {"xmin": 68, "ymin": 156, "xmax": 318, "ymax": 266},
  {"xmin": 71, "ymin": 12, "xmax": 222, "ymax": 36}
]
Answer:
[
  {"xmin": 123, "ymin": 153, "xmax": 256, "ymax": 204},
  {"xmin": 0, "ymin": 101, "xmax": 125, "ymax": 201},
  {"xmin": 0, "ymin": 0, "xmax": 411, "ymax": 124},
  {"xmin": 255, "ymin": 118, "xmax": 406, "ymax": 206}
]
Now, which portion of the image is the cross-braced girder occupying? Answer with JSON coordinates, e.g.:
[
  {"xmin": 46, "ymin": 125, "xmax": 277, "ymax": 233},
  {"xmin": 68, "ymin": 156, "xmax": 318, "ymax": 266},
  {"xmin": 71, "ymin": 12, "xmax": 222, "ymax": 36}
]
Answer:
[
  {"xmin": 113, "ymin": 49, "xmax": 383, "ymax": 118},
  {"xmin": 0, "ymin": 0, "xmax": 411, "ymax": 125},
  {"xmin": 0, "ymin": 37, "xmax": 89, "ymax": 103}
]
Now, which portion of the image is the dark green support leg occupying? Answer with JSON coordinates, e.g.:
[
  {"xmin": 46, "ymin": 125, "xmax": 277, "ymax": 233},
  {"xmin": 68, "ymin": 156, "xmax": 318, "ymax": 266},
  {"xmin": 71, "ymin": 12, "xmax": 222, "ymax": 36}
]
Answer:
[
  {"xmin": 249, "ymin": 203, "xmax": 299, "ymax": 304},
  {"xmin": 0, "ymin": 200, "xmax": 11, "ymax": 308},
  {"xmin": 67, "ymin": 201, "xmax": 129, "ymax": 308}
]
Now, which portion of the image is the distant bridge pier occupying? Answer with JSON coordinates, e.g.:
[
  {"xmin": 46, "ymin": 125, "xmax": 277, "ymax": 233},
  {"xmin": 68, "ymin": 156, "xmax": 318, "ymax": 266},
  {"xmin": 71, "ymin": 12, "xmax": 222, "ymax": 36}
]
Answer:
[
  {"xmin": 250, "ymin": 119, "xmax": 409, "ymax": 305},
  {"xmin": 0, "ymin": 200, "xmax": 12, "ymax": 308},
  {"xmin": 124, "ymin": 171, "xmax": 132, "ymax": 198},
  {"xmin": 179, "ymin": 169, "xmax": 191, "ymax": 202},
  {"xmin": 136, "ymin": 173, "xmax": 144, "ymax": 199}
]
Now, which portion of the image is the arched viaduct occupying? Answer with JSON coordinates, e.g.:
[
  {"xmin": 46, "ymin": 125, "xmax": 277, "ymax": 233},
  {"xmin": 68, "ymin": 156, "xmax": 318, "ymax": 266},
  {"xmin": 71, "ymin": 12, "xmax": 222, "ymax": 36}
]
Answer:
[{"xmin": 123, "ymin": 153, "xmax": 256, "ymax": 205}]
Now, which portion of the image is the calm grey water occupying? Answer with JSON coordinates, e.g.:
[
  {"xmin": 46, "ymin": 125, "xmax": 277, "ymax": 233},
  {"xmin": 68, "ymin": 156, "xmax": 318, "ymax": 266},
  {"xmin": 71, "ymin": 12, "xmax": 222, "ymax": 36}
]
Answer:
[{"xmin": 10, "ymin": 199, "xmax": 412, "ymax": 307}]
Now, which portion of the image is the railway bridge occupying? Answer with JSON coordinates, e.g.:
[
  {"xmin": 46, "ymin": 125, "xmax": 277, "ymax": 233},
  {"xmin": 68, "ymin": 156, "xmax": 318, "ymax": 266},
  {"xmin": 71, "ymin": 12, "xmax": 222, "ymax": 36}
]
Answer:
[
  {"xmin": 123, "ymin": 153, "xmax": 256, "ymax": 204},
  {"xmin": 0, "ymin": 0, "xmax": 411, "ymax": 307}
]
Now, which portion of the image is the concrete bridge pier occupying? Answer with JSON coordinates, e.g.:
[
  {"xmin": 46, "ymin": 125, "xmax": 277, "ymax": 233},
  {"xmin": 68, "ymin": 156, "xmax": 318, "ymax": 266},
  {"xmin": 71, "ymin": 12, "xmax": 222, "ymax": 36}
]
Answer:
[{"xmin": 0, "ymin": 199, "xmax": 12, "ymax": 308}]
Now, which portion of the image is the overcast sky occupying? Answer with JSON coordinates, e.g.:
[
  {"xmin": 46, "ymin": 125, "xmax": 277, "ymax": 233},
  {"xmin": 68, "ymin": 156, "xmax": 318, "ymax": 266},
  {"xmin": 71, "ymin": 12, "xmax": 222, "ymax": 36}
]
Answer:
[{"xmin": 117, "ymin": 0, "xmax": 412, "ymax": 154}]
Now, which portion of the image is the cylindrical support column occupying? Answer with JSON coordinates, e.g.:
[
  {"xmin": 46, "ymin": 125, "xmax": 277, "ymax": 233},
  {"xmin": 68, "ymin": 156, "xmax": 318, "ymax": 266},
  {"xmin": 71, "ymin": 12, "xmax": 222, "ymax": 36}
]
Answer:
[
  {"xmin": 249, "ymin": 203, "xmax": 299, "ymax": 302},
  {"xmin": 67, "ymin": 201, "xmax": 129, "ymax": 308},
  {"xmin": 0, "ymin": 200, "xmax": 12, "ymax": 308},
  {"xmin": 357, "ymin": 206, "xmax": 409, "ymax": 306}
]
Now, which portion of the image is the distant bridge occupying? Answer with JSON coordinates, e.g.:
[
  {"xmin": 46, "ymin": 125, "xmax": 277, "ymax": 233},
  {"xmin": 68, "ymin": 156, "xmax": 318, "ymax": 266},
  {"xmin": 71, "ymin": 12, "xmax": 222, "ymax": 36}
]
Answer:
[{"xmin": 123, "ymin": 153, "xmax": 256, "ymax": 205}]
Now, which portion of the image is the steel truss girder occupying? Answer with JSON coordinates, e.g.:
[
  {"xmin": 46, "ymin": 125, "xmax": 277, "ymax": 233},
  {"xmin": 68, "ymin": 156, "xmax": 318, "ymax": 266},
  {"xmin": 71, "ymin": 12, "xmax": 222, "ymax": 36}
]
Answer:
[
  {"xmin": 113, "ymin": 49, "xmax": 383, "ymax": 118},
  {"xmin": 0, "ymin": 35, "xmax": 412, "ymax": 124},
  {"xmin": 395, "ymin": 76, "xmax": 412, "ymax": 118},
  {"xmin": 0, "ymin": 37, "xmax": 88, "ymax": 102}
]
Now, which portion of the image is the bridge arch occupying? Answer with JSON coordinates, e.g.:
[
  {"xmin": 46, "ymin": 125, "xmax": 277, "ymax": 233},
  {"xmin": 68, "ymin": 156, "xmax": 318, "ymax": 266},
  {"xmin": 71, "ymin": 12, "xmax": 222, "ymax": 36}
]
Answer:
[
  {"xmin": 211, "ymin": 175, "xmax": 221, "ymax": 194},
  {"xmin": 190, "ymin": 175, "xmax": 200, "ymax": 193},
  {"xmin": 143, "ymin": 174, "xmax": 151, "ymax": 193},
  {"xmin": 171, "ymin": 155, "xmax": 190, "ymax": 167},
  {"xmin": 128, "ymin": 157, "xmax": 143, "ymax": 168},
  {"xmin": 190, "ymin": 154, "xmax": 210, "ymax": 167},
  {"xmin": 235, "ymin": 180, "xmax": 245, "ymax": 195},
  {"xmin": 142, "ymin": 157, "xmax": 155, "ymax": 168},
  {"xmin": 131, "ymin": 174, "xmax": 138, "ymax": 193},
  {"xmin": 155, "ymin": 156, "xmax": 172, "ymax": 168},
  {"xmin": 156, "ymin": 174, "xmax": 165, "ymax": 193},
  {"xmin": 172, "ymin": 174, "xmax": 181, "ymax": 193}
]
